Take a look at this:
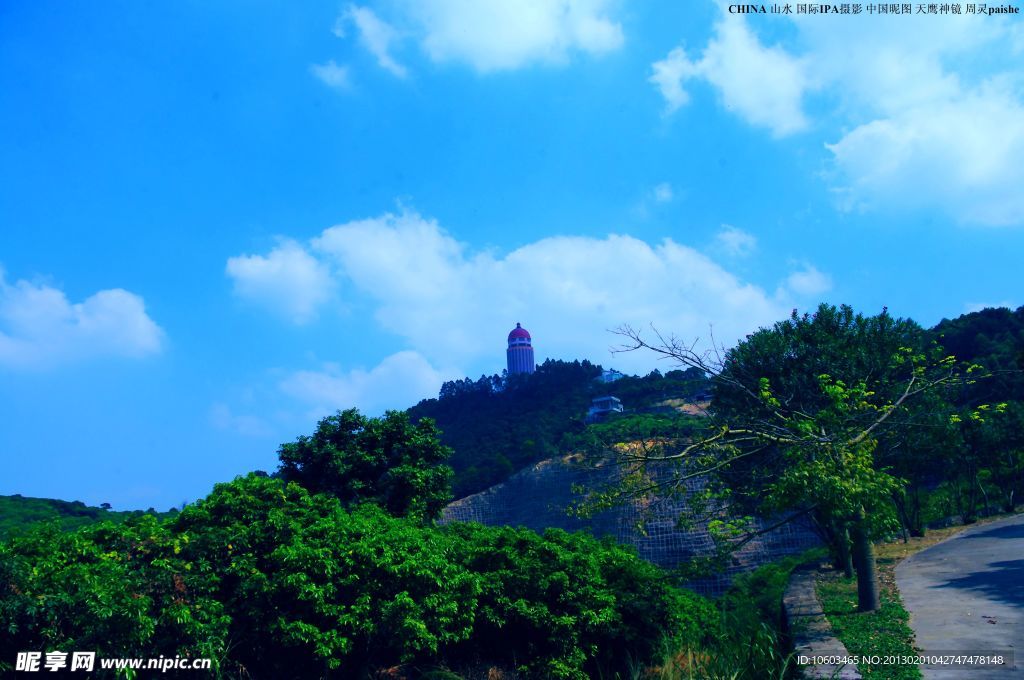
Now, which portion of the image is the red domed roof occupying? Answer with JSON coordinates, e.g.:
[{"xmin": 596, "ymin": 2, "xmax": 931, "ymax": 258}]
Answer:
[{"xmin": 508, "ymin": 322, "xmax": 531, "ymax": 340}]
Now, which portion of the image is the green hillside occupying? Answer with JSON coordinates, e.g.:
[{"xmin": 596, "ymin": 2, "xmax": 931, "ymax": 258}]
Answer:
[
  {"xmin": 0, "ymin": 494, "xmax": 175, "ymax": 540},
  {"xmin": 932, "ymin": 305, "xmax": 1024, "ymax": 403},
  {"xmin": 407, "ymin": 358, "xmax": 710, "ymax": 498}
]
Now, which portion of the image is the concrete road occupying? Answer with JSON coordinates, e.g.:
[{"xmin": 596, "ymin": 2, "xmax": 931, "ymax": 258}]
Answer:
[{"xmin": 896, "ymin": 513, "xmax": 1023, "ymax": 678}]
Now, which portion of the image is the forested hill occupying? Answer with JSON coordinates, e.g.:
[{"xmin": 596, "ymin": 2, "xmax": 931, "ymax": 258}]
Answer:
[
  {"xmin": 409, "ymin": 307, "xmax": 1023, "ymax": 501},
  {"xmin": 406, "ymin": 359, "xmax": 709, "ymax": 498},
  {"xmin": 932, "ymin": 305, "xmax": 1024, "ymax": 402},
  {"xmin": 0, "ymin": 494, "xmax": 175, "ymax": 540}
]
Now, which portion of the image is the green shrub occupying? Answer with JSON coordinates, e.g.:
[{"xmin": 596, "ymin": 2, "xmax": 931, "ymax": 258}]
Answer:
[
  {"xmin": 445, "ymin": 522, "xmax": 715, "ymax": 679},
  {"xmin": 2, "ymin": 475, "xmax": 716, "ymax": 679},
  {"xmin": 0, "ymin": 516, "xmax": 229, "ymax": 675},
  {"xmin": 171, "ymin": 475, "xmax": 479, "ymax": 677}
]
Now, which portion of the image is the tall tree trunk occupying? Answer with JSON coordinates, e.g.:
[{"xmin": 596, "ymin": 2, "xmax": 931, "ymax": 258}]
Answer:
[
  {"xmin": 851, "ymin": 507, "xmax": 880, "ymax": 612},
  {"xmin": 838, "ymin": 524, "xmax": 854, "ymax": 578}
]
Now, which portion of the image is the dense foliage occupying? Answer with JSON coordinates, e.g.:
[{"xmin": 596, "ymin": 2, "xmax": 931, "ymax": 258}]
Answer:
[
  {"xmin": 408, "ymin": 359, "xmax": 708, "ymax": 498},
  {"xmin": 0, "ymin": 494, "xmax": 174, "ymax": 540},
  {"xmin": 2, "ymin": 408, "xmax": 717, "ymax": 679},
  {"xmin": 444, "ymin": 522, "xmax": 714, "ymax": 678},
  {"xmin": 408, "ymin": 359, "xmax": 602, "ymax": 497},
  {"xmin": 1, "ymin": 474, "xmax": 714, "ymax": 679},
  {"xmin": 710, "ymin": 305, "xmax": 937, "ymax": 528},
  {"xmin": 923, "ymin": 305, "xmax": 1024, "ymax": 521},
  {"xmin": 0, "ymin": 516, "xmax": 228, "ymax": 672},
  {"xmin": 2, "ymin": 305, "xmax": 1018, "ymax": 678},
  {"xmin": 932, "ymin": 305, "xmax": 1024, "ymax": 403},
  {"xmin": 277, "ymin": 409, "xmax": 453, "ymax": 522},
  {"xmin": 598, "ymin": 304, "xmax": 1001, "ymax": 612}
]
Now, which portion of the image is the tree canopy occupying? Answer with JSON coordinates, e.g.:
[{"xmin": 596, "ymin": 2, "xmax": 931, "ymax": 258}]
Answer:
[
  {"xmin": 408, "ymin": 358, "xmax": 709, "ymax": 498},
  {"xmin": 598, "ymin": 304, "xmax": 977, "ymax": 611},
  {"xmin": 277, "ymin": 409, "xmax": 453, "ymax": 522},
  {"xmin": 1, "ymin": 474, "xmax": 715, "ymax": 679}
]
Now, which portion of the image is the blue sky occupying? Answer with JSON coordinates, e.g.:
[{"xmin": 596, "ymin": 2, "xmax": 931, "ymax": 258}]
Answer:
[{"xmin": 2, "ymin": 1, "xmax": 1022, "ymax": 509}]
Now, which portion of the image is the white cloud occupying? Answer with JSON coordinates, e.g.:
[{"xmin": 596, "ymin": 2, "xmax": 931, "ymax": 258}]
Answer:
[
  {"xmin": 794, "ymin": 12, "xmax": 1024, "ymax": 226},
  {"xmin": 230, "ymin": 210, "xmax": 841, "ymax": 393},
  {"xmin": 310, "ymin": 60, "xmax": 351, "ymax": 90},
  {"xmin": 226, "ymin": 240, "xmax": 335, "ymax": 324},
  {"xmin": 656, "ymin": 6, "xmax": 1024, "ymax": 225},
  {"xmin": 652, "ymin": 182, "xmax": 673, "ymax": 203},
  {"xmin": 783, "ymin": 264, "xmax": 832, "ymax": 298},
  {"xmin": 302, "ymin": 209, "xmax": 792, "ymax": 374},
  {"xmin": 714, "ymin": 225, "xmax": 756, "ymax": 257},
  {"xmin": 827, "ymin": 83, "xmax": 1024, "ymax": 226},
  {"xmin": 344, "ymin": 5, "xmax": 407, "ymax": 78},
  {"xmin": 0, "ymin": 271, "xmax": 164, "ymax": 369},
  {"xmin": 409, "ymin": 0, "xmax": 624, "ymax": 72},
  {"xmin": 280, "ymin": 350, "xmax": 456, "ymax": 417},
  {"xmin": 649, "ymin": 47, "xmax": 694, "ymax": 114},
  {"xmin": 650, "ymin": 15, "xmax": 810, "ymax": 136}
]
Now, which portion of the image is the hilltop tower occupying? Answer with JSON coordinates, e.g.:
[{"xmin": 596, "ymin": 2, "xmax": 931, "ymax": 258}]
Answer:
[{"xmin": 506, "ymin": 322, "xmax": 535, "ymax": 375}]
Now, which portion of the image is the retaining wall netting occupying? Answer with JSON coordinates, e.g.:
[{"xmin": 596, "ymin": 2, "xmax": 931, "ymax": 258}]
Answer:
[{"xmin": 441, "ymin": 457, "xmax": 821, "ymax": 595}]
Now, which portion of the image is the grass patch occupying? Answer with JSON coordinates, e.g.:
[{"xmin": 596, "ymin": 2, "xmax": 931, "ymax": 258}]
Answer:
[
  {"xmin": 643, "ymin": 548, "xmax": 826, "ymax": 680},
  {"xmin": 817, "ymin": 573, "xmax": 919, "ymax": 679}
]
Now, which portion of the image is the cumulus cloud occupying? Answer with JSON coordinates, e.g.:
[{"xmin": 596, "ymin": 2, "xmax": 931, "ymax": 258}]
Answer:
[
  {"xmin": 0, "ymin": 271, "xmax": 164, "ymax": 369},
  {"xmin": 798, "ymin": 12, "xmax": 1024, "ymax": 225},
  {"xmin": 226, "ymin": 240, "xmax": 335, "ymax": 324},
  {"xmin": 230, "ymin": 209, "xmax": 804, "ymax": 376},
  {"xmin": 344, "ymin": 5, "xmax": 407, "ymax": 78},
  {"xmin": 409, "ymin": 0, "xmax": 624, "ymax": 72},
  {"xmin": 782, "ymin": 264, "xmax": 832, "ymax": 298},
  {"xmin": 827, "ymin": 83, "xmax": 1024, "ymax": 226},
  {"xmin": 649, "ymin": 48, "xmax": 695, "ymax": 114},
  {"xmin": 650, "ymin": 15, "xmax": 810, "ymax": 135},
  {"xmin": 310, "ymin": 60, "xmax": 351, "ymax": 90},
  {"xmin": 655, "ymin": 6, "xmax": 1024, "ymax": 225},
  {"xmin": 714, "ymin": 225, "xmax": 757, "ymax": 257},
  {"xmin": 280, "ymin": 350, "xmax": 457, "ymax": 417}
]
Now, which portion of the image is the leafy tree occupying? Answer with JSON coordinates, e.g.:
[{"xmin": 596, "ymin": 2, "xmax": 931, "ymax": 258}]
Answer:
[
  {"xmin": 2, "ymin": 473, "xmax": 715, "ymax": 679},
  {"xmin": 172, "ymin": 474, "xmax": 479, "ymax": 678},
  {"xmin": 410, "ymin": 359, "xmax": 603, "ymax": 497},
  {"xmin": 923, "ymin": 305, "xmax": 1024, "ymax": 522},
  {"xmin": 932, "ymin": 305, "xmax": 1024, "ymax": 403},
  {"xmin": 410, "ymin": 359, "xmax": 710, "ymax": 498},
  {"xmin": 938, "ymin": 400, "xmax": 1024, "ymax": 519},
  {"xmin": 0, "ymin": 516, "xmax": 229, "ymax": 675},
  {"xmin": 879, "ymin": 390, "xmax": 961, "ymax": 538},
  {"xmin": 444, "ymin": 522, "xmax": 714, "ymax": 679},
  {"xmin": 598, "ymin": 304, "xmax": 970, "ymax": 612},
  {"xmin": 978, "ymin": 400, "xmax": 1024, "ymax": 512},
  {"xmin": 277, "ymin": 409, "xmax": 453, "ymax": 522}
]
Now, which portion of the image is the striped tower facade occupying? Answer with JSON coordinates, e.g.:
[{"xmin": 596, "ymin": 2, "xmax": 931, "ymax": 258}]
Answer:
[{"xmin": 506, "ymin": 323, "xmax": 535, "ymax": 375}]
